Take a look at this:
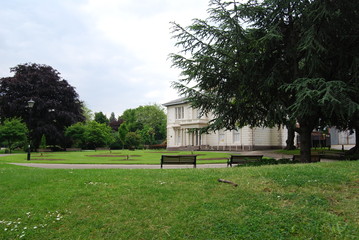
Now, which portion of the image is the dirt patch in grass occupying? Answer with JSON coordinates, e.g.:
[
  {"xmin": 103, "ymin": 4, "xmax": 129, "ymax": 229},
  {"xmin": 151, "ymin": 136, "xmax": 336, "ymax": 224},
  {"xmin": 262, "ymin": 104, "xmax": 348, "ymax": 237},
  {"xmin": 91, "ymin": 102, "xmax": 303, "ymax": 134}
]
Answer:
[
  {"xmin": 33, "ymin": 154, "xmax": 53, "ymax": 157},
  {"xmin": 110, "ymin": 159, "xmax": 140, "ymax": 161},
  {"xmin": 152, "ymin": 152, "xmax": 207, "ymax": 156},
  {"xmin": 86, "ymin": 155, "xmax": 142, "ymax": 157},
  {"xmin": 30, "ymin": 159, "xmax": 64, "ymax": 161},
  {"xmin": 151, "ymin": 151, "xmax": 179, "ymax": 153}
]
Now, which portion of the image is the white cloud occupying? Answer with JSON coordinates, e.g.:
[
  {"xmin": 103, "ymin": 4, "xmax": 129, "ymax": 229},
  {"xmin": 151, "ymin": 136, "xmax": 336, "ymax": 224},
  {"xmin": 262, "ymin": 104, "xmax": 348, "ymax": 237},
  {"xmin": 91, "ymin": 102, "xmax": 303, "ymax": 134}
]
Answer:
[{"xmin": 0, "ymin": 0, "xmax": 210, "ymax": 117}]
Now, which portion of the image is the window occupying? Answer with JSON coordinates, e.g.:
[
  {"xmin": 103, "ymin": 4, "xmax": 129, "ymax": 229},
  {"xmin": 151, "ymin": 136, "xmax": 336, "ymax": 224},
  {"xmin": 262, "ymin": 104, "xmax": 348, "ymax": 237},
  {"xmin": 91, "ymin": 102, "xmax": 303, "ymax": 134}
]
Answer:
[
  {"xmin": 175, "ymin": 106, "xmax": 184, "ymax": 119},
  {"xmin": 233, "ymin": 130, "xmax": 240, "ymax": 143}
]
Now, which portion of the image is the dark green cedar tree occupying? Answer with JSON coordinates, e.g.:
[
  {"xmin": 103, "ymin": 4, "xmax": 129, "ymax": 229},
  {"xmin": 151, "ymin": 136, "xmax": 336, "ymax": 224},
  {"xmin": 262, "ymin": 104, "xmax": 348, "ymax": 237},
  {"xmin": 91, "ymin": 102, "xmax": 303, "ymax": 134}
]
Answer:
[{"xmin": 170, "ymin": 0, "xmax": 359, "ymax": 161}]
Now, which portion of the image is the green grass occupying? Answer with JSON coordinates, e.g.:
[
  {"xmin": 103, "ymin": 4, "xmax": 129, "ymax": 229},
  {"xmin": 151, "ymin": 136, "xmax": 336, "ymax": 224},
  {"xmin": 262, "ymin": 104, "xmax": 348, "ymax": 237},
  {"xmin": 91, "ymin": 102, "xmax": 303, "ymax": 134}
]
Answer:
[
  {"xmin": 0, "ymin": 161, "xmax": 358, "ymax": 239},
  {"xmin": 0, "ymin": 150, "xmax": 233, "ymax": 164}
]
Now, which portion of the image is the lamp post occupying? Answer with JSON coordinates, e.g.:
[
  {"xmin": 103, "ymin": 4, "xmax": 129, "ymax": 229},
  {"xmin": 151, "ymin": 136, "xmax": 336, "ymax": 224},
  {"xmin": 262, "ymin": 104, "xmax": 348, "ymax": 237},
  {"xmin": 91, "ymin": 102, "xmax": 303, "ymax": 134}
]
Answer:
[{"xmin": 27, "ymin": 99, "xmax": 35, "ymax": 160}]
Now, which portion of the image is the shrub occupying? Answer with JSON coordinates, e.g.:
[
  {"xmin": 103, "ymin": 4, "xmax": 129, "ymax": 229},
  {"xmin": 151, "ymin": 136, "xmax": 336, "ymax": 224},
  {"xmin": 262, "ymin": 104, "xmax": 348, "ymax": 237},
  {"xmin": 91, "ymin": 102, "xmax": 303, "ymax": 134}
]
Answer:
[
  {"xmin": 236, "ymin": 158, "xmax": 296, "ymax": 167},
  {"xmin": 125, "ymin": 132, "xmax": 142, "ymax": 149}
]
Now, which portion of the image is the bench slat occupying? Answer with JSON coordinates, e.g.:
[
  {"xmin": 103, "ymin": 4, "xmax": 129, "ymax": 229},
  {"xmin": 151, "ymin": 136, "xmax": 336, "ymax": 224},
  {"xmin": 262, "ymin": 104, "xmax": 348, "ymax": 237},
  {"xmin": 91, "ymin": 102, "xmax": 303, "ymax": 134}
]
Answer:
[{"xmin": 161, "ymin": 155, "xmax": 197, "ymax": 168}]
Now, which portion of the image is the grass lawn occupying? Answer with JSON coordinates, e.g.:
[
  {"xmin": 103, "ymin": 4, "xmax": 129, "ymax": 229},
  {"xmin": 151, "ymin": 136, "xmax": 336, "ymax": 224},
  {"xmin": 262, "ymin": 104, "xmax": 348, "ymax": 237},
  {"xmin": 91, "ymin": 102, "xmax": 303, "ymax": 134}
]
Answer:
[
  {"xmin": 0, "ymin": 161, "xmax": 358, "ymax": 239},
  {"xmin": 0, "ymin": 150, "xmax": 234, "ymax": 165}
]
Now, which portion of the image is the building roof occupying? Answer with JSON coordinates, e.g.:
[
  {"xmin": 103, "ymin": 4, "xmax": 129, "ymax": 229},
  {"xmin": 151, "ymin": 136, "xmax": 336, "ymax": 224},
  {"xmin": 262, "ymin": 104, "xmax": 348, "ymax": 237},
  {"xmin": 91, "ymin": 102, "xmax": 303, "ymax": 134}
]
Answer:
[{"xmin": 162, "ymin": 97, "xmax": 189, "ymax": 107}]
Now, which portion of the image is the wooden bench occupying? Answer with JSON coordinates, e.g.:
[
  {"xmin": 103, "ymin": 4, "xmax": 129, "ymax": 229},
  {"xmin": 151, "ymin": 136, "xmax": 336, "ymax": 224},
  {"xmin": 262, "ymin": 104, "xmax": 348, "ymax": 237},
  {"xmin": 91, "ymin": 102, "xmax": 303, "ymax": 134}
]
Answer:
[
  {"xmin": 66, "ymin": 148, "xmax": 82, "ymax": 152},
  {"xmin": 37, "ymin": 148, "xmax": 52, "ymax": 152},
  {"xmin": 95, "ymin": 147, "xmax": 110, "ymax": 151},
  {"xmin": 227, "ymin": 155, "xmax": 263, "ymax": 167},
  {"xmin": 292, "ymin": 155, "xmax": 321, "ymax": 163},
  {"xmin": 160, "ymin": 155, "xmax": 197, "ymax": 169}
]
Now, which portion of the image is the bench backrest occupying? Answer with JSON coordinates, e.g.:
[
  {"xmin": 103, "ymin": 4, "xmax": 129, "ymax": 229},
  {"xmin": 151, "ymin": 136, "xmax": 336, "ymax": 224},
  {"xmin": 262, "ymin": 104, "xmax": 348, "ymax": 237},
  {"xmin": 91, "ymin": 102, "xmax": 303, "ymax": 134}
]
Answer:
[
  {"xmin": 161, "ymin": 155, "xmax": 197, "ymax": 164},
  {"xmin": 95, "ymin": 147, "xmax": 110, "ymax": 151},
  {"xmin": 66, "ymin": 148, "xmax": 82, "ymax": 152}
]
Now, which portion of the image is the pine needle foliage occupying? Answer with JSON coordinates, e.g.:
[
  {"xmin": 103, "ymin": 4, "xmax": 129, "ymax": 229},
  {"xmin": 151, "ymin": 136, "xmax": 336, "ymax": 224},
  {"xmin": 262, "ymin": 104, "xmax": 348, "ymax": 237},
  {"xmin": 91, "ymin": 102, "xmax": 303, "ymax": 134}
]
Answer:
[{"xmin": 170, "ymin": 0, "xmax": 359, "ymax": 160}]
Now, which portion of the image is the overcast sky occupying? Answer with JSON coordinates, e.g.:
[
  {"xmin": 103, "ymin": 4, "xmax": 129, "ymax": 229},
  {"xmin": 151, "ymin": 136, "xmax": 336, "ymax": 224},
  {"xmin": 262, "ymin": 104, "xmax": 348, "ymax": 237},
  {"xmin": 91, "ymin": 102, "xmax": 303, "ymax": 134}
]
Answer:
[{"xmin": 0, "ymin": 0, "xmax": 210, "ymax": 117}]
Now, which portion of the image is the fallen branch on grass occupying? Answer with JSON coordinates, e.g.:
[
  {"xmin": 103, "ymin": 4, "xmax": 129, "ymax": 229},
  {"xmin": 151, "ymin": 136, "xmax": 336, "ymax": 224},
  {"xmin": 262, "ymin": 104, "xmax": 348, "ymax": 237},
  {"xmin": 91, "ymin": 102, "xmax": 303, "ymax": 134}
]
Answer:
[{"xmin": 218, "ymin": 179, "xmax": 238, "ymax": 187}]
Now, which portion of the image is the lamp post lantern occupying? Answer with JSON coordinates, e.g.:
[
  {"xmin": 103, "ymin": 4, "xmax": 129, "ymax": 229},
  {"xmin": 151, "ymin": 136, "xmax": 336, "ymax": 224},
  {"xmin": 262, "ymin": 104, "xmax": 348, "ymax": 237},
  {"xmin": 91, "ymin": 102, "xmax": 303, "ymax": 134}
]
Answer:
[
  {"xmin": 27, "ymin": 99, "xmax": 35, "ymax": 160},
  {"xmin": 27, "ymin": 99, "xmax": 35, "ymax": 108}
]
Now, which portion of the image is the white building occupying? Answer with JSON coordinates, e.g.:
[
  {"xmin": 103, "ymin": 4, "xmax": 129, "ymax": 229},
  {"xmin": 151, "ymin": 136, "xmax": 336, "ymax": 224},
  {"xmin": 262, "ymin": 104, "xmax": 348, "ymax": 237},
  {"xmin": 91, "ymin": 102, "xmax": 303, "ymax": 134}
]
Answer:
[
  {"xmin": 330, "ymin": 128, "xmax": 356, "ymax": 150},
  {"xmin": 163, "ymin": 98, "xmax": 288, "ymax": 151}
]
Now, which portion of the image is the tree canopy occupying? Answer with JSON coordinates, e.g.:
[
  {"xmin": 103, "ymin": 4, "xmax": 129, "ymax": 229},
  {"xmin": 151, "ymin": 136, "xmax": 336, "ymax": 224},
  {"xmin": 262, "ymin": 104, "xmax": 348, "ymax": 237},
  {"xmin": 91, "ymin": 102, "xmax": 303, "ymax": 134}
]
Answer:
[
  {"xmin": 65, "ymin": 121, "xmax": 114, "ymax": 149},
  {"xmin": 120, "ymin": 104, "xmax": 167, "ymax": 145},
  {"xmin": 0, "ymin": 118, "xmax": 28, "ymax": 153},
  {"xmin": 0, "ymin": 63, "xmax": 85, "ymax": 148},
  {"xmin": 170, "ymin": 0, "xmax": 359, "ymax": 160},
  {"xmin": 65, "ymin": 104, "xmax": 166, "ymax": 149},
  {"xmin": 94, "ymin": 112, "xmax": 109, "ymax": 125}
]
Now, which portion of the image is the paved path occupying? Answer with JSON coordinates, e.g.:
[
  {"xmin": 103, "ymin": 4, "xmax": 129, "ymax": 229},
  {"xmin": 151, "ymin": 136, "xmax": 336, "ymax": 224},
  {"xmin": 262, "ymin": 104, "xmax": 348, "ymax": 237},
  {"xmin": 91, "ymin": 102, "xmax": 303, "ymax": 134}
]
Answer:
[
  {"xmin": 8, "ymin": 150, "xmax": 293, "ymax": 169},
  {"xmin": 8, "ymin": 150, "xmax": 337, "ymax": 169},
  {"xmin": 10, "ymin": 163, "xmax": 228, "ymax": 169}
]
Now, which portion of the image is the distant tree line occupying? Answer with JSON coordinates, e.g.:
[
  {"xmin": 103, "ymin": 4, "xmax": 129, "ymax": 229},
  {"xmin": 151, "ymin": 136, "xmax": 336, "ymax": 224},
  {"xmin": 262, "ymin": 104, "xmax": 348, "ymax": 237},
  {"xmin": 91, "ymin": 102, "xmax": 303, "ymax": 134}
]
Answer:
[
  {"xmin": 0, "ymin": 63, "xmax": 167, "ymax": 151},
  {"xmin": 65, "ymin": 105, "xmax": 167, "ymax": 150}
]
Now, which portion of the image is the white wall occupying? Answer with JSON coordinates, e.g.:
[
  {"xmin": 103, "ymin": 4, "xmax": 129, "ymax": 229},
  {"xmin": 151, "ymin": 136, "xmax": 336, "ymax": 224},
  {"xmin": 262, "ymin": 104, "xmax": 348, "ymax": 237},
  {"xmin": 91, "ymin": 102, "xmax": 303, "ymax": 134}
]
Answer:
[{"xmin": 165, "ymin": 102, "xmax": 287, "ymax": 149}]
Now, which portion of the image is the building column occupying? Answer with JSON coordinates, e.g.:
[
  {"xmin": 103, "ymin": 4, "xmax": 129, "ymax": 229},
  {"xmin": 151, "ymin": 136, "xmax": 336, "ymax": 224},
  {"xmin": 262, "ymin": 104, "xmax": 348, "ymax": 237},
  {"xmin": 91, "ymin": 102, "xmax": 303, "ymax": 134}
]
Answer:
[{"xmin": 181, "ymin": 129, "xmax": 184, "ymax": 146}]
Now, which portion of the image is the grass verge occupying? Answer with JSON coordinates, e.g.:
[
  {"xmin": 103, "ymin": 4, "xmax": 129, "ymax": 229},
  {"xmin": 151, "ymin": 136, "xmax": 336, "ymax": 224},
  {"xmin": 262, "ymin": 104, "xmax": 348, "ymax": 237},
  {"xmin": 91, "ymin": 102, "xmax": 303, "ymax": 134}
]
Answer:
[
  {"xmin": 0, "ymin": 161, "xmax": 358, "ymax": 239},
  {"xmin": 0, "ymin": 150, "xmax": 232, "ymax": 164}
]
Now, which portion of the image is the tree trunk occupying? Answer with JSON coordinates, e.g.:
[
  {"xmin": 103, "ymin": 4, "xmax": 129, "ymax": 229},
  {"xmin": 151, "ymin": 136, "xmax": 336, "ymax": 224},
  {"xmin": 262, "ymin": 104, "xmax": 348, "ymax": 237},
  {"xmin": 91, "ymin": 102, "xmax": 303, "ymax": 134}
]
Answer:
[
  {"xmin": 298, "ymin": 121, "xmax": 315, "ymax": 162},
  {"xmin": 348, "ymin": 128, "xmax": 359, "ymax": 154},
  {"xmin": 285, "ymin": 123, "xmax": 296, "ymax": 150}
]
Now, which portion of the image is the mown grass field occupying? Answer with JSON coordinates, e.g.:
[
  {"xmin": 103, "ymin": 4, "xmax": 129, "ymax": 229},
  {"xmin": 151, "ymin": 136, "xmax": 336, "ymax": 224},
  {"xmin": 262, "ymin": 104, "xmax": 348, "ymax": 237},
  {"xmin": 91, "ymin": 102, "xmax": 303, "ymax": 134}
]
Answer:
[
  {"xmin": 0, "ymin": 161, "xmax": 358, "ymax": 239},
  {"xmin": 0, "ymin": 150, "xmax": 233, "ymax": 165}
]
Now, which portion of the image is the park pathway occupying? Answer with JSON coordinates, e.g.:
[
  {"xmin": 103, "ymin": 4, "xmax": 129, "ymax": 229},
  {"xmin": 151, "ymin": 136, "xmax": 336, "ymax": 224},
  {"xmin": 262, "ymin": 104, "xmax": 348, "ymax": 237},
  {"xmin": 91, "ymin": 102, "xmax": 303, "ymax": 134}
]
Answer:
[
  {"xmin": 10, "ymin": 162, "xmax": 228, "ymax": 169},
  {"xmin": 8, "ymin": 150, "xmax": 294, "ymax": 169}
]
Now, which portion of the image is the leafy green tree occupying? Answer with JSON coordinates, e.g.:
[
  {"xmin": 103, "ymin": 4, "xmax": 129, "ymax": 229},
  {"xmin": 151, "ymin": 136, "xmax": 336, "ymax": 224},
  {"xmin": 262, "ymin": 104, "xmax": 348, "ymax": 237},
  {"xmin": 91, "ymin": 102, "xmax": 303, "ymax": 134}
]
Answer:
[
  {"xmin": 121, "ymin": 109, "xmax": 140, "ymax": 132},
  {"xmin": 119, "ymin": 104, "xmax": 167, "ymax": 144},
  {"xmin": 118, "ymin": 123, "xmax": 128, "ymax": 149},
  {"xmin": 125, "ymin": 132, "xmax": 142, "ymax": 149},
  {"xmin": 84, "ymin": 121, "xmax": 114, "ymax": 149},
  {"xmin": 109, "ymin": 131, "xmax": 123, "ymax": 149},
  {"xmin": 65, "ymin": 121, "xmax": 114, "ymax": 149},
  {"xmin": 94, "ymin": 112, "xmax": 109, "ymax": 125},
  {"xmin": 0, "ymin": 63, "xmax": 85, "ymax": 148},
  {"xmin": 39, "ymin": 134, "xmax": 47, "ymax": 149},
  {"xmin": 170, "ymin": 0, "xmax": 359, "ymax": 161},
  {"xmin": 82, "ymin": 103, "xmax": 93, "ymax": 122},
  {"xmin": 65, "ymin": 122, "xmax": 87, "ymax": 148},
  {"xmin": 135, "ymin": 105, "xmax": 167, "ymax": 142},
  {"xmin": 137, "ymin": 125, "xmax": 156, "ymax": 145},
  {"xmin": 0, "ymin": 118, "xmax": 28, "ymax": 153}
]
